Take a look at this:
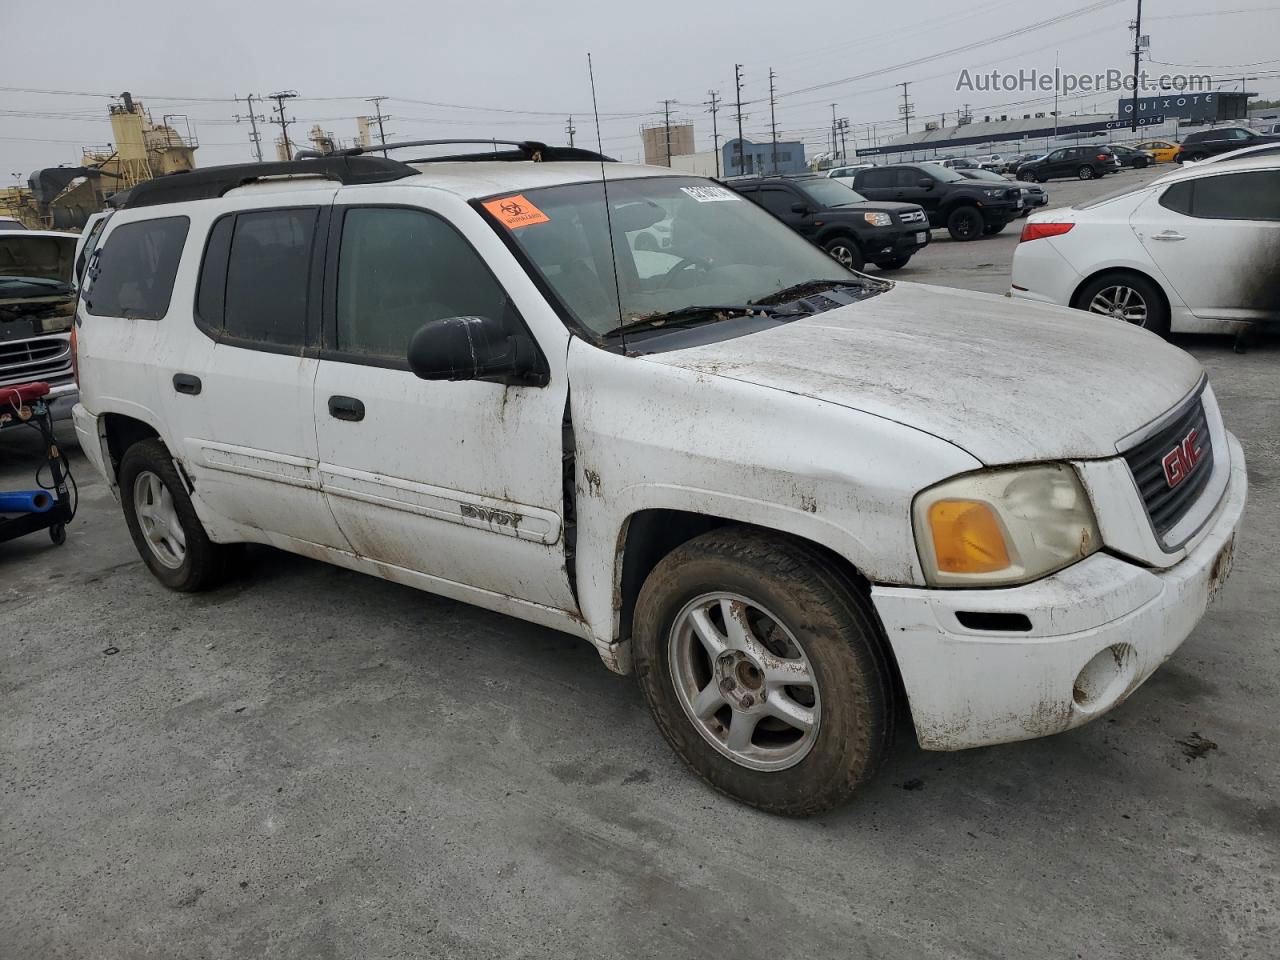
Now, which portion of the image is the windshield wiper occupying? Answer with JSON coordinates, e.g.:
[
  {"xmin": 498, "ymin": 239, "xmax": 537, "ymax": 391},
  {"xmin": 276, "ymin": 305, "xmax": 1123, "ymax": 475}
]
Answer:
[
  {"xmin": 601, "ymin": 303, "xmax": 804, "ymax": 340},
  {"xmin": 751, "ymin": 278, "xmax": 865, "ymax": 306}
]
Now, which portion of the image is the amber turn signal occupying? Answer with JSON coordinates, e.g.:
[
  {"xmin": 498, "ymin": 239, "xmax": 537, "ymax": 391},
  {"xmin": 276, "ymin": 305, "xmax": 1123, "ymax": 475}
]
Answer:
[{"xmin": 927, "ymin": 499, "xmax": 1011, "ymax": 574}]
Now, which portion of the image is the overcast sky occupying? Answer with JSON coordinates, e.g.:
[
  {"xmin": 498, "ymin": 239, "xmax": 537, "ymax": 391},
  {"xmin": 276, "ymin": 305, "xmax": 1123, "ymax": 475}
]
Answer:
[{"xmin": 4, "ymin": 0, "xmax": 1279, "ymax": 178}]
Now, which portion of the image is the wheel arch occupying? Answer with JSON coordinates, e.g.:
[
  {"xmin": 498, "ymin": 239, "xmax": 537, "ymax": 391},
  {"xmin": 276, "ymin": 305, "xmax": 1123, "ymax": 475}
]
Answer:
[
  {"xmin": 1069, "ymin": 265, "xmax": 1173, "ymax": 319},
  {"xmin": 815, "ymin": 226, "xmax": 863, "ymax": 251},
  {"xmin": 100, "ymin": 412, "xmax": 163, "ymax": 479}
]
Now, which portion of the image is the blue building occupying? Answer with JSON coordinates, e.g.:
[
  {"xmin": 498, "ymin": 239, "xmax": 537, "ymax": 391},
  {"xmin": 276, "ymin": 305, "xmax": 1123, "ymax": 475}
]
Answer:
[{"xmin": 723, "ymin": 137, "xmax": 807, "ymax": 176}]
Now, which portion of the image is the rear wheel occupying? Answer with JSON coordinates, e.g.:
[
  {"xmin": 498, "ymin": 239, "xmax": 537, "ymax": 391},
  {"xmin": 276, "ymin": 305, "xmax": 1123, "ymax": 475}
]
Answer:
[
  {"xmin": 119, "ymin": 439, "xmax": 237, "ymax": 591},
  {"xmin": 1075, "ymin": 272, "xmax": 1170, "ymax": 337},
  {"xmin": 1077, "ymin": 165, "xmax": 1096, "ymax": 180},
  {"xmin": 633, "ymin": 527, "xmax": 897, "ymax": 816},
  {"xmin": 946, "ymin": 205, "xmax": 984, "ymax": 241},
  {"xmin": 823, "ymin": 236, "xmax": 865, "ymax": 272}
]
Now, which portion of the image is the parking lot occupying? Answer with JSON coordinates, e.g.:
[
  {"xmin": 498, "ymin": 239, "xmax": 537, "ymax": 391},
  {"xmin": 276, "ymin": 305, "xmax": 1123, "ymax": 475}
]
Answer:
[{"xmin": 2, "ymin": 166, "xmax": 1276, "ymax": 959}]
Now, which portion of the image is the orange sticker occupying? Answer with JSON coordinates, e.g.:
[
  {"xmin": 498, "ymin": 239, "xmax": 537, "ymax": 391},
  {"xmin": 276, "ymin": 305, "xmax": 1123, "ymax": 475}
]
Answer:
[{"xmin": 482, "ymin": 194, "xmax": 550, "ymax": 229}]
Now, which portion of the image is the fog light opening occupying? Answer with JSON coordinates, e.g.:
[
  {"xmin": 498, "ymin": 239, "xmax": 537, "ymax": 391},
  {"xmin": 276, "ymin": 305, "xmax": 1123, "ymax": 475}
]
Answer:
[{"xmin": 1072, "ymin": 643, "xmax": 1139, "ymax": 714}]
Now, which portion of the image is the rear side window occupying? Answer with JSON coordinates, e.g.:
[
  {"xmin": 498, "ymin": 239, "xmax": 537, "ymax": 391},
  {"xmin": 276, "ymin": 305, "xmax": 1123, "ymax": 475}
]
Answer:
[
  {"xmin": 85, "ymin": 216, "xmax": 188, "ymax": 320},
  {"xmin": 858, "ymin": 169, "xmax": 893, "ymax": 189},
  {"xmin": 1159, "ymin": 172, "xmax": 1280, "ymax": 220},
  {"xmin": 755, "ymin": 187, "xmax": 798, "ymax": 218},
  {"xmin": 334, "ymin": 207, "xmax": 511, "ymax": 360},
  {"xmin": 222, "ymin": 208, "xmax": 318, "ymax": 346}
]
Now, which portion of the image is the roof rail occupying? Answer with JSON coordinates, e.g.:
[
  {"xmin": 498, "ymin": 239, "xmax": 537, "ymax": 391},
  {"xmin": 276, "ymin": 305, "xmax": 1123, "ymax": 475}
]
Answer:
[
  {"xmin": 295, "ymin": 139, "xmax": 614, "ymax": 164},
  {"xmin": 115, "ymin": 155, "xmax": 418, "ymax": 209}
]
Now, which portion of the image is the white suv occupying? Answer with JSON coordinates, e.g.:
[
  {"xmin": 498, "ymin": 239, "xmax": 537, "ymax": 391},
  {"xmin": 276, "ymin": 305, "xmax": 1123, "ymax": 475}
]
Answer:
[{"xmin": 72, "ymin": 142, "xmax": 1246, "ymax": 814}]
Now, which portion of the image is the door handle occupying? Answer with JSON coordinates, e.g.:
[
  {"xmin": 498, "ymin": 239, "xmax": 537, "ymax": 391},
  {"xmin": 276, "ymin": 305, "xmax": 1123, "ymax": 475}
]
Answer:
[
  {"xmin": 1152, "ymin": 231, "xmax": 1186, "ymax": 241},
  {"xmin": 328, "ymin": 395, "xmax": 365, "ymax": 422},
  {"xmin": 172, "ymin": 373, "xmax": 202, "ymax": 395}
]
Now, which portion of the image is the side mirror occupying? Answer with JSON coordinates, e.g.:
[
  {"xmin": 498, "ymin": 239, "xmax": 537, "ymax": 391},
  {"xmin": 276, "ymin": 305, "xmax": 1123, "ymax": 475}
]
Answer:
[
  {"xmin": 790, "ymin": 202, "xmax": 811, "ymax": 215},
  {"xmin": 918, "ymin": 178, "xmax": 934, "ymax": 189},
  {"xmin": 408, "ymin": 315, "xmax": 545, "ymax": 385}
]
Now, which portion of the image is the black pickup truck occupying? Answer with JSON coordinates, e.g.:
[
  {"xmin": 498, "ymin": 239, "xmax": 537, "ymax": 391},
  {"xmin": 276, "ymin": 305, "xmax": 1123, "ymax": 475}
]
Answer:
[
  {"xmin": 727, "ymin": 174, "xmax": 930, "ymax": 271},
  {"xmin": 852, "ymin": 162, "xmax": 1023, "ymax": 240}
]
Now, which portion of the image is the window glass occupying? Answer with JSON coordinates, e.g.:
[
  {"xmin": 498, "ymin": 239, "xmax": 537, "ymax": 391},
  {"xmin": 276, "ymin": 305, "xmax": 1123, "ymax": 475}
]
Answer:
[
  {"xmin": 85, "ymin": 216, "xmax": 188, "ymax": 320},
  {"xmin": 1189, "ymin": 171, "xmax": 1280, "ymax": 220},
  {"xmin": 336, "ymin": 207, "xmax": 511, "ymax": 359},
  {"xmin": 859, "ymin": 169, "xmax": 893, "ymax": 189},
  {"xmin": 756, "ymin": 187, "xmax": 799, "ymax": 218},
  {"xmin": 1158, "ymin": 181, "xmax": 1194, "ymax": 215},
  {"xmin": 1047, "ymin": 150, "xmax": 1066, "ymax": 161},
  {"xmin": 196, "ymin": 215, "xmax": 234, "ymax": 329},
  {"xmin": 223, "ymin": 208, "xmax": 317, "ymax": 346},
  {"xmin": 75, "ymin": 216, "xmax": 108, "ymax": 284}
]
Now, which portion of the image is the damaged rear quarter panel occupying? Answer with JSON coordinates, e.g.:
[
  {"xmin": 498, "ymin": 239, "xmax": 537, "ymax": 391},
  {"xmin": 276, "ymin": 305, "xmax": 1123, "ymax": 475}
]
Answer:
[{"xmin": 565, "ymin": 337, "xmax": 980, "ymax": 648}]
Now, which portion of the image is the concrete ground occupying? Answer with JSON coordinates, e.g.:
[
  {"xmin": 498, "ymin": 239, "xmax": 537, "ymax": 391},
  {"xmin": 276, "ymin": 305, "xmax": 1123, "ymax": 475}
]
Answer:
[{"xmin": 2, "ymin": 165, "xmax": 1277, "ymax": 959}]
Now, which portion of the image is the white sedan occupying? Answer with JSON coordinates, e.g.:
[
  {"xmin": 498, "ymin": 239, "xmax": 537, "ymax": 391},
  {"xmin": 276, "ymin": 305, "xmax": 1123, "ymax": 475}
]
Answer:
[{"xmin": 1010, "ymin": 154, "xmax": 1280, "ymax": 336}]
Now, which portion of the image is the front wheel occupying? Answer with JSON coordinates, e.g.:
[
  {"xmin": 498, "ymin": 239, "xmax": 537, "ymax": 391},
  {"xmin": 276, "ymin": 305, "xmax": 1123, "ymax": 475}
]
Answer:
[
  {"xmin": 119, "ymin": 439, "xmax": 237, "ymax": 591},
  {"xmin": 1077, "ymin": 165, "xmax": 1096, "ymax": 180},
  {"xmin": 633, "ymin": 527, "xmax": 897, "ymax": 816},
  {"xmin": 1075, "ymin": 272, "xmax": 1170, "ymax": 337},
  {"xmin": 946, "ymin": 205, "xmax": 984, "ymax": 241},
  {"xmin": 823, "ymin": 236, "xmax": 864, "ymax": 272}
]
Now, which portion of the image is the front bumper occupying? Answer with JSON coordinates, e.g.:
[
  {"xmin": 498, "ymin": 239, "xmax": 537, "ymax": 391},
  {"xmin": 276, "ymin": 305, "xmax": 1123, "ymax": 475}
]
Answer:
[
  {"xmin": 871, "ymin": 433, "xmax": 1247, "ymax": 751},
  {"xmin": 867, "ymin": 227, "xmax": 930, "ymax": 262}
]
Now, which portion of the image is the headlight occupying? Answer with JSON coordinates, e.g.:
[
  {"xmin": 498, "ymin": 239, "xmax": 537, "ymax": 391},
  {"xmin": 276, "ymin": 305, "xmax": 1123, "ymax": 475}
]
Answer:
[
  {"xmin": 863, "ymin": 212, "xmax": 892, "ymax": 226},
  {"xmin": 912, "ymin": 464, "xmax": 1100, "ymax": 587},
  {"xmin": 982, "ymin": 188, "xmax": 1006, "ymax": 199}
]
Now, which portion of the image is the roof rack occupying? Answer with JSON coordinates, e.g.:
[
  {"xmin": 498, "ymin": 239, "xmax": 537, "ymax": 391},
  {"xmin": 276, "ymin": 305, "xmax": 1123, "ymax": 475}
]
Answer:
[
  {"xmin": 294, "ymin": 139, "xmax": 614, "ymax": 164},
  {"xmin": 114, "ymin": 155, "xmax": 418, "ymax": 209}
]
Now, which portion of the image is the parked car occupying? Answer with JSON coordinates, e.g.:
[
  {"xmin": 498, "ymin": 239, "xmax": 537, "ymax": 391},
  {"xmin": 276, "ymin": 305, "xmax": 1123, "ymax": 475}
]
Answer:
[
  {"xmin": 73, "ymin": 149, "xmax": 1245, "ymax": 816},
  {"xmin": 1252, "ymin": 120, "xmax": 1280, "ymax": 136},
  {"xmin": 1003, "ymin": 153, "xmax": 1043, "ymax": 174},
  {"xmin": 1017, "ymin": 145, "xmax": 1121, "ymax": 182},
  {"xmin": 1175, "ymin": 126, "xmax": 1280, "ymax": 163},
  {"xmin": 1108, "ymin": 144, "xmax": 1155, "ymax": 169},
  {"xmin": 0, "ymin": 216, "xmax": 28, "ymax": 231},
  {"xmin": 825, "ymin": 163, "xmax": 876, "ymax": 187},
  {"xmin": 1189, "ymin": 141, "xmax": 1280, "ymax": 166},
  {"xmin": 1, "ymin": 227, "xmax": 79, "ymax": 428},
  {"xmin": 957, "ymin": 168, "xmax": 1048, "ymax": 217},
  {"xmin": 730, "ymin": 174, "xmax": 929, "ymax": 271},
  {"xmin": 853, "ymin": 162, "xmax": 1023, "ymax": 240},
  {"xmin": 1010, "ymin": 154, "xmax": 1280, "ymax": 337},
  {"xmin": 1133, "ymin": 139, "xmax": 1180, "ymax": 164},
  {"xmin": 935, "ymin": 157, "xmax": 976, "ymax": 170},
  {"xmin": 974, "ymin": 154, "xmax": 1004, "ymax": 171}
]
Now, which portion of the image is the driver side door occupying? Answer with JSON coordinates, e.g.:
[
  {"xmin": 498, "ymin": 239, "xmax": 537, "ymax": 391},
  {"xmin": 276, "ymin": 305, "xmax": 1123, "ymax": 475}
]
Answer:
[{"xmin": 311, "ymin": 189, "xmax": 577, "ymax": 613}]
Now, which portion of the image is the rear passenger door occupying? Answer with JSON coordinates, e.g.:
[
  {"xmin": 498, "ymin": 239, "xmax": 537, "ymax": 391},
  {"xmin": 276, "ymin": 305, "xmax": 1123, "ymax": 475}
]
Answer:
[
  {"xmin": 169, "ymin": 197, "xmax": 353, "ymax": 550},
  {"xmin": 311, "ymin": 189, "xmax": 577, "ymax": 612},
  {"xmin": 854, "ymin": 168, "xmax": 895, "ymax": 202}
]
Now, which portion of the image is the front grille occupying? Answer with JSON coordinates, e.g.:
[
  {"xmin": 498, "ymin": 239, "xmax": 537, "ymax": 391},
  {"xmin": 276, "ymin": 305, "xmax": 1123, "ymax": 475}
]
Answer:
[
  {"xmin": 898, "ymin": 209, "xmax": 927, "ymax": 224},
  {"xmin": 1122, "ymin": 390, "xmax": 1215, "ymax": 542},
  {"xmin": 0, "ymin": 335, "xmax": 73, "ymax": 385}
]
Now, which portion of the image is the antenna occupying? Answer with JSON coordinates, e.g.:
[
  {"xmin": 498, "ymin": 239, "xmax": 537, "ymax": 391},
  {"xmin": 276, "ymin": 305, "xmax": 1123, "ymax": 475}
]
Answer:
[{"xmin": 588, "ymin": 52, "xmax": 626, "ymax": 342}]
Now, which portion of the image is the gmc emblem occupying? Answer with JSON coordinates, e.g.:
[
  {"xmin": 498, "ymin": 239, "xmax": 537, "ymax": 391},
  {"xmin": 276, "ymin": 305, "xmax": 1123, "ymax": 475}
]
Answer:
[{"xmin": 1161, "ymin": 428, "xmax": 1203, "ymax": 488}]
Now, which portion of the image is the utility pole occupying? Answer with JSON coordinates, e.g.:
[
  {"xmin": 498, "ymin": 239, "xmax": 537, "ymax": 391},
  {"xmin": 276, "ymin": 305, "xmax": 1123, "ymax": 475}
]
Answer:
[
  {"xmin": 366, "ymin": 96, "xmax": 391, "ymax": 155},
  {"xmin": 1130, "ymin": 0, "xmax": 1144, "ymax": 132},
  {"xmin": 733, "ymin": 64, "xmax": 746, "ymax": 175},
  {"xmin": 268, "ymin": 90, "xmax": 298, "ymax": 160},
  {"xmin": 234, "ymin": 93, "xmax": 266, "ymax": 162},
  {"xmin": 705, "ymin": 90, "xmax": 722, "ymax": 177},
  {"xmin": 1054, "ymin": 51, "xmax": 1060, "ymax": 138},
  {"xmin": 661, "ymin": 99, "xmax": 675, "ymax": 166},
  {"xmin": 768, "ymin": 69, "xmax": 779, "ymax": 174},
  {"xmin": 565, "ymin": 115, "xmax": 576, "ymax": 147},
  {"xmin": 836, "ymin": 118, "xmax": 849, "ymax": 161},
  {"xmin": 897, "ymin": 81, "xmax": 914, "ymax": 135}
]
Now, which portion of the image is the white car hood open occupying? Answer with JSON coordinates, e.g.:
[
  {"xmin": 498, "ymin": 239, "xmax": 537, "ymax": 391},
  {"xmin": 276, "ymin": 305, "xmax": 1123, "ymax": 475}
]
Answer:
[{"xmin": 645, "ymin": 282, "xmax": 1204, "ymax": 464}]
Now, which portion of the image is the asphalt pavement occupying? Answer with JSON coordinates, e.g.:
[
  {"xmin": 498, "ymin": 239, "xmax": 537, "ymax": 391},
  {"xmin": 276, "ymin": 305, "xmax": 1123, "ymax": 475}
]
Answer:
[{"xmin": 2, "ymin": 164, "xmax": 1277, "ymax": 960}]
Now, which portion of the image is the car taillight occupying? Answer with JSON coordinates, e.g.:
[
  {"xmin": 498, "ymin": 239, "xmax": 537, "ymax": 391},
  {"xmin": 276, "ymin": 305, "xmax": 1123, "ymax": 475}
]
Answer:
[
  {"xmin": 70, "ymin": 324, "xmax": 79, "ymax": 386},
  {"xmin": 1019, "ymin": 222, "xmax": 1074, "ymax": 243}
]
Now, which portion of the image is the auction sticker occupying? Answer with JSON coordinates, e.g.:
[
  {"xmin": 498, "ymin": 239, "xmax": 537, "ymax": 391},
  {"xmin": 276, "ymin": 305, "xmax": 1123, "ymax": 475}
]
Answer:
[
  {"xmin": 680, "ymin": 185, "xmax": 740, "ymax": 203},
  {"xmin": 483, "ymin": 194, "xmax": 550, "ymax": 228}
]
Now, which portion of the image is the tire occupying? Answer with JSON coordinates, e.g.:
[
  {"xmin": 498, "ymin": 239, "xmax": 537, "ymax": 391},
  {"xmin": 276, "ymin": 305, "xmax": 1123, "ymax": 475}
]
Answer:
[
  {"xmin": 1134, "ymin": 157, "xmax": 1149, "ymax": 169},
  {"xmin": 876, "ymin": 256, "xmax": 912, "ymax": 270},
  {"xmin": 1190, "ymin": 152, "xmax": 1208, "ymax": 163},
  {"xmin": 946, "ymin": 205, "xmax": 984, "ymax": 241},
  {"xmin": 823, "ymin": 235, "xmax": 864, "ymax": 272},
  {"xmin": 119, "ymin": 438, "xmax": 236, "ymax": 591},
  {"xmin": 1074, "ymin": 271, "xmax": 1170, "ymax": 337},
  {"xmin": 1077, "ymin": 165, "xmax": 1096, "ymax": 180},
  {"xmin": 633, "ymin": 527, "xmax": 897, "ymax": 817},
  {"xmin": 983, "ymin": 220, "xmax": 1008, "ymax": 236}
]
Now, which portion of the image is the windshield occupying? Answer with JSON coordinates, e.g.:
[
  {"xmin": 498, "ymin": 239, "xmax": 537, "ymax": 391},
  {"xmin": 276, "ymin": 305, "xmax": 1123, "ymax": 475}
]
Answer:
[
  {"xmin": 0, "ymin": 235, "xmax": 76, "ymax": 287},
  {"xmin": 491, "ymin": 176, "xmax": 865, "ymax": 337},
  {"xmin": 916, "ymin": 163, "xmax": 965, "ymax": 182},
  {"xmin": 799, "ymin": 179, "xmax": 868, "ymax": 207}
]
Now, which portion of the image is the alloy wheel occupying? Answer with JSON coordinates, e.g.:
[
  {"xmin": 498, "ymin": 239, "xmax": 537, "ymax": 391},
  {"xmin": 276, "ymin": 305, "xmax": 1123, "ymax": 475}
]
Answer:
[
  {"xmin": 133, "ymin": 470, "xmax": 187, "ymax": 569},
  {"xmin": 668, "ymin": 592, "xmax": 821, "ymax": 771},
  {"xmin": 1087, "ymin": 284, "xmax": 1148, "ymax": 326}
]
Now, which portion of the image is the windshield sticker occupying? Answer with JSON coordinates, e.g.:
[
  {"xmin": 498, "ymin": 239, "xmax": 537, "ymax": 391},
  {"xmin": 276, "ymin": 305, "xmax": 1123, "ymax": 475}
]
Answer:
[
  {"xmin": 680, "ymin": 185, "xmax": 741, "ymax": 203},
  {"xmin": 482, "ymin": 194, "xmax": 550, "ymax": 229}
]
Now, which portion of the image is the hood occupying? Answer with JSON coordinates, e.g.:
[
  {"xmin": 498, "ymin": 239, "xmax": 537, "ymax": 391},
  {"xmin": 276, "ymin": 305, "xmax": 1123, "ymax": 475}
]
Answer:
[
  {"xmin": 828, "ymin": 200, "xmax": 923, "ymax": 217},
  {"xmin": 644, "ymin": 282, "xmax": 1203, "ymax": 464},
  {"xmin": 0, "ymin": 234, "xmax": 76, "ymax": 288}
]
